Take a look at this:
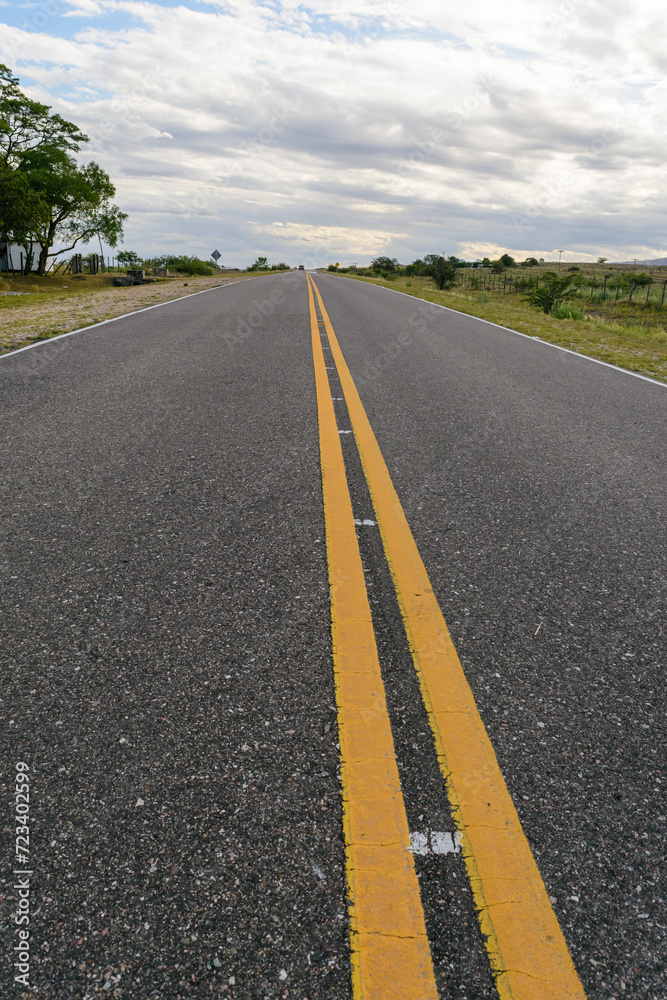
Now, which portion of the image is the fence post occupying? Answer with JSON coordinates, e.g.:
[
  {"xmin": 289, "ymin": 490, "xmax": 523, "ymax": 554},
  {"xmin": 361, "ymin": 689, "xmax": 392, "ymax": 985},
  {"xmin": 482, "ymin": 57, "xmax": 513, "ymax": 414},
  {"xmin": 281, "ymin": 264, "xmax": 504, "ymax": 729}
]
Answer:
[
  {"xmin": 645, "ymin": 279, "xmax": 651, "ymax": 305},
  {"xmin": 615, "ymin": 280, "xmax": 620, "ymax": 301},
  {"xmin": 602, "ymin": 276, "xmax": 607, "ymax": 301},
  {"xmin": 661, "ymin": 281, "xmax": 666, "ymax": 307},
  {"xmin": 628, "ymin": 279, "xmax": 636, "ymax": 303}
]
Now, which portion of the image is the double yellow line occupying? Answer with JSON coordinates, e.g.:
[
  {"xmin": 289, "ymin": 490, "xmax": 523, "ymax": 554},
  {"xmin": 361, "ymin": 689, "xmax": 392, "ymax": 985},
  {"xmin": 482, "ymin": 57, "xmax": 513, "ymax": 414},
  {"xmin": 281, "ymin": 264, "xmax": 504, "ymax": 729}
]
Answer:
[{"xmin": 307, "ymin": 274, "xmax": 587, "ymax": 1000}]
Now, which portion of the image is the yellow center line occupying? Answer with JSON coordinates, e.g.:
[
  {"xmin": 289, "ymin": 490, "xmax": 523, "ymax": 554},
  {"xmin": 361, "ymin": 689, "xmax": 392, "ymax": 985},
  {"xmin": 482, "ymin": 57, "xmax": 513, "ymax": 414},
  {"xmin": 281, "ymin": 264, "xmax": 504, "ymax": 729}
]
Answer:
[
  {"xmin": 310, "ymin": 275, "xmax": 587, "ymax": 1000},
  {"xmin": 307, "ymin": 275, "xmax": 438, "ymax": 1000}
]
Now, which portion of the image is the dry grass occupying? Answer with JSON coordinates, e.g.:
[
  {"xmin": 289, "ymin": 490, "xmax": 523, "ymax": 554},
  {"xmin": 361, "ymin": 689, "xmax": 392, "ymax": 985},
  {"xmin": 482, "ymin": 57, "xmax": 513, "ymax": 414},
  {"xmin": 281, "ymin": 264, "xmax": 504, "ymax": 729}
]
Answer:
[
  {"xmin": 337, "ymin": 273, "xmax": 667, "ymax": 383},
  {"xmin": 0, "ymin": 273, "xmax": 262, "ymax": 354}
]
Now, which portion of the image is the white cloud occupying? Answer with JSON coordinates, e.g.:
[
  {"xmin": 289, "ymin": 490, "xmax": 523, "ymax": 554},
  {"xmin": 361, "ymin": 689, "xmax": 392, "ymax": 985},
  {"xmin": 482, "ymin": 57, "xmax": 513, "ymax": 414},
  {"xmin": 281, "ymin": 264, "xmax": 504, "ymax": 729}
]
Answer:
[
  {"xmin": 1, "ymin": 0, "xmax": 666, "ymax": 264},
  {"xmin": 62, "ymin": 0, "xmax": 104, "ymax": 17}
]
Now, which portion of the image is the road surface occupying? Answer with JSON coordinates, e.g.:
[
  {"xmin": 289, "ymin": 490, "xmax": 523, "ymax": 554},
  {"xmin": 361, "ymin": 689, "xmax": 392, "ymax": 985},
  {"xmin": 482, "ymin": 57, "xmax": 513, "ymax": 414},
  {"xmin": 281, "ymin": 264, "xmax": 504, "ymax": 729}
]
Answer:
[{"xmin": 1, "ymin": 270, "xmax": 664, "ymax": 1000}]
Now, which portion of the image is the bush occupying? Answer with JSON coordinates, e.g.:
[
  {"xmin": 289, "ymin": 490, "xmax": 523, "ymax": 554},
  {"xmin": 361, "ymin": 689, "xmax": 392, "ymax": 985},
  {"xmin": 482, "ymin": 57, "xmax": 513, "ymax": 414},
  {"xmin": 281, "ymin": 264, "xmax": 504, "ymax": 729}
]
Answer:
[
  {"xmin": 424, "ymin": 255, "xmax": 457, "ymax": 290},
  {"xmin": 524, "ymin": 272, "xmax": 575, "ymax": 313},
  {"xmin": 327, "ymin": 264, "xmax": 338, "ymax": 272},
  {"xmin": 150, "ymin": 254, "xmax": 213, "ymax": 276}
]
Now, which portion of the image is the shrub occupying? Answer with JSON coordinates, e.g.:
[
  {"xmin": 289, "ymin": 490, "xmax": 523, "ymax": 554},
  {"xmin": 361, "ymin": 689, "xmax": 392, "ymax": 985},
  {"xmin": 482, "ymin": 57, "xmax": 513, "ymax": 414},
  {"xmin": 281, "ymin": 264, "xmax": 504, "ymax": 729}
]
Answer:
[
  {"xmin": 424, "ymin": 255, "xmax": 457, "ymax": 290},
  {"xmin": 151, "ymin": 254, "xmax": 213, "ymax": 276},
  {"xmin": 524, "ymin": 271, "xmax": 575, "ymax": 313}
]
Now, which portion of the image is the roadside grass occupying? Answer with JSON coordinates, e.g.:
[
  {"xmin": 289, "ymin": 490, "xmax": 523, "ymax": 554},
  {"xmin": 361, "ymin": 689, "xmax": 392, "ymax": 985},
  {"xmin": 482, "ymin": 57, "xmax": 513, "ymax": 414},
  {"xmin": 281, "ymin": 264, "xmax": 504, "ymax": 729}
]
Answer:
[{"xmin": 336, "ymin": 273, "xmax": 667, "ymax": 383}]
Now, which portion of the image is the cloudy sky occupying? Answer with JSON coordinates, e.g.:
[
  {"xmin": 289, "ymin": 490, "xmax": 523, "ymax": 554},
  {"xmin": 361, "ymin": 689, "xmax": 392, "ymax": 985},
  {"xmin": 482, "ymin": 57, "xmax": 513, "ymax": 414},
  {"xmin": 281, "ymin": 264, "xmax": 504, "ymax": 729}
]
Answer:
[{"xmin": 2, "ymin": 0, "xmax": 666, "ymax": 266}]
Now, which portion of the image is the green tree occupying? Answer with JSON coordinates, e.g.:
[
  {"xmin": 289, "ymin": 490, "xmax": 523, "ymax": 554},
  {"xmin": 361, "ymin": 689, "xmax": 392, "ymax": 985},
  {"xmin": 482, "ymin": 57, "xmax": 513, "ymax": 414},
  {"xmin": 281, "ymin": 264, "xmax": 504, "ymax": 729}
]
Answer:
[
  {"xmin": 248, "ymin": 256, "xmax": 268, "ymax": 271},
  {"xmin": 0, "ymin": 64, "xmax": 87, "ymax": 167},
  {"xmin": 371, "ymin": 256, "xmax": 399, "ymax": 271},
  {"xmin": 524, "ymin": 272, "xmax": 575, "ymax": 314},
  {"xmin": 20, "ymin": 147, "xmax": 126, "ymax": 274},
  {"xmin": 499, "ymin": 253, "xmax": 516, "ymax": 268},
  {"xmin": 597, "ymin": 257, "xmax": 607, "ymax": 264},
  {"xmin": 424, "ymin": 254, "xmax": 457, "ymax": 290},
  {"xmin": 0, "ymin": 65, "xmax": 126, "ymax": 274},
  {"xmin": 0, "ymin": 165, "xmax": 50, "ymax": 272},
  {"xmin": 521, "ymin": 257, "xmax": 539, "ymax": 267},
  {"xmin": 404, "ymin": 259, "xmax": 425, "ymax": 276}
]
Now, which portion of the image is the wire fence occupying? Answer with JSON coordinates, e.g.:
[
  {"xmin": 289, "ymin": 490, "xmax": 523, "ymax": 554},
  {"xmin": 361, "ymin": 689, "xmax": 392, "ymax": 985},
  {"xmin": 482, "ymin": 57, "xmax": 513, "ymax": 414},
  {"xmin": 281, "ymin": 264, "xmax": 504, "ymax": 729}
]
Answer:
[{"xmin": 456, "ymin": 270, "xmax": 667, "ymax": 308}]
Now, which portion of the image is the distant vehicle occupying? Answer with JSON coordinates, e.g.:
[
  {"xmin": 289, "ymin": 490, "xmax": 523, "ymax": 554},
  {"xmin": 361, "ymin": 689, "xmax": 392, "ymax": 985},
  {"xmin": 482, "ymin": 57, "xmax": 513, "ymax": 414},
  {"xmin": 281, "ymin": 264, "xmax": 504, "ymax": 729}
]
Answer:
[{"xmin": 298, "ymin": 265, "xmax": 305, "ymax": 270}]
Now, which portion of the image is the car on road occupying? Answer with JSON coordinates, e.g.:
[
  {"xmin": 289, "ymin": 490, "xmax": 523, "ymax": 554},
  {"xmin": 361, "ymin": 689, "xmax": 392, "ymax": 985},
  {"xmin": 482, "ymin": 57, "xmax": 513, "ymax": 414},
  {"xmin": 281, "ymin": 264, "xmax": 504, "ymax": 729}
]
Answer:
[{"xmin": 298, "ymin": 264, "xmax": 305, "ymax": 270}]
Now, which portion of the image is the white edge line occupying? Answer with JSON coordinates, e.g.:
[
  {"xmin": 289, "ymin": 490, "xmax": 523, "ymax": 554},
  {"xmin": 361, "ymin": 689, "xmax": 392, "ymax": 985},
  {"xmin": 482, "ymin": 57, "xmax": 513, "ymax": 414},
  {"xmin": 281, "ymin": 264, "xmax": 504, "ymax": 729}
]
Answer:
[
  {"xmin": 324, "ymin": 273, "xmax": 667, "ymax": 389},
  {"xmin": 0, "ymin": 274, "xmax": 272, "ymax": 362}
]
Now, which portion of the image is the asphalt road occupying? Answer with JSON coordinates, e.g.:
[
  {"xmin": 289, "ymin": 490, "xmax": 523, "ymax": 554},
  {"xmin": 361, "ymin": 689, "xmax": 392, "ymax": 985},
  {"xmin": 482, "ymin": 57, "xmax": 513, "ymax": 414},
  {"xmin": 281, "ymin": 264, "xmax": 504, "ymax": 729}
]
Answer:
[{"xmin": 1, "ymin": 270, "xmax": 665, "ymax": 1000}]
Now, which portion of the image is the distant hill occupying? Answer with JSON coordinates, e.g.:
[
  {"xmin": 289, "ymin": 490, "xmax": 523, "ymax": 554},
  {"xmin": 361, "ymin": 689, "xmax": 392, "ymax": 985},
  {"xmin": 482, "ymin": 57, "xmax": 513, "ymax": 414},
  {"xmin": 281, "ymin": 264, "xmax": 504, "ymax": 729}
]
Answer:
[{"xmin": 617, "ymin": 257, "xmax": 667, "ymax": 266}]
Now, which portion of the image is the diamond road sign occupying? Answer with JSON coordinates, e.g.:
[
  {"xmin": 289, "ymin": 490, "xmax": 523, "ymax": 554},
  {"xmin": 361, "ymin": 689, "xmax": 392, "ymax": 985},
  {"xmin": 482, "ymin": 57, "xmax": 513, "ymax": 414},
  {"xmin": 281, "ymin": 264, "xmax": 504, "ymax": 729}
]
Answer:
[{"xmin": 211, "ymin": 250, "xmax": 221, "ymax": 260}]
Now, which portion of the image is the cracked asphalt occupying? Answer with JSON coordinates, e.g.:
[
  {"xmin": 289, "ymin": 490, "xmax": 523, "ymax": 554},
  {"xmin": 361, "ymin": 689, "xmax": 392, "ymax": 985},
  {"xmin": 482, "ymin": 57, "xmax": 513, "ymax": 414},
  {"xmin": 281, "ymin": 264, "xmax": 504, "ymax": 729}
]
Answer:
[{"xmin": 1, "ymin": 270, "xmax": 665, "ymax": 999}]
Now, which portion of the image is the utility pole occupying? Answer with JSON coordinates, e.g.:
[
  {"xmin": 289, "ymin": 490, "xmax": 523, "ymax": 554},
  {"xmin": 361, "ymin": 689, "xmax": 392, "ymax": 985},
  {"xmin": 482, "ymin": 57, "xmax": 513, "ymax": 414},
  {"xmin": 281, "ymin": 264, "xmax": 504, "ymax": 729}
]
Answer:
[{"xmin": 556, "ymin": 250, "xmax": 564, "ymax": 270}]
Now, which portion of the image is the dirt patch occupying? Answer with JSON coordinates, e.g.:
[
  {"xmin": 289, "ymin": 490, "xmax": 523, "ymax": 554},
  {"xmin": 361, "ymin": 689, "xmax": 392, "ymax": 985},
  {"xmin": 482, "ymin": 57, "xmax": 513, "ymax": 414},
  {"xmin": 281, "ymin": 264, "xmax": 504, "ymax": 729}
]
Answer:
[{"xmin": 0, "ymin": 274, "xmax": 261, "ymax": 354}]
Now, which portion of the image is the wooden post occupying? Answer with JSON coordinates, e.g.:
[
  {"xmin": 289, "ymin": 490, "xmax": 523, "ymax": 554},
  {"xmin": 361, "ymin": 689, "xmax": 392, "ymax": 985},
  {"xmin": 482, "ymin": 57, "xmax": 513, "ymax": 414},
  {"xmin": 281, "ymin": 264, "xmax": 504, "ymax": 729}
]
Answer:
[
  {"xmin": 661, "ymin": 281, "xmax": 667, "ymax": 307},
  {"xmin": 602, "ymin": 276, "xmax": 607, "ymax": 301},
  {"xmin": 628, "ymin": 279, "xmax": 636, "ymax": 303},
  {"xmin": 646, "ymin": 279, "xmax": 651, "ymax": 305}
]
